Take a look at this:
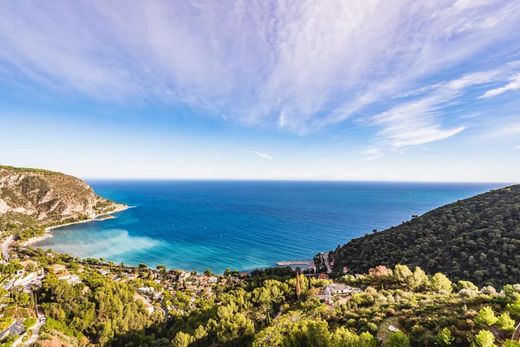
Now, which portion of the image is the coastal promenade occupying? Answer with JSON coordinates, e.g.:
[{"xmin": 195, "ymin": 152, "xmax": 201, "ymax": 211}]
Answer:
[{"xmin": 276, "ymin": 260, "xmax": 315, "ymax": 271}]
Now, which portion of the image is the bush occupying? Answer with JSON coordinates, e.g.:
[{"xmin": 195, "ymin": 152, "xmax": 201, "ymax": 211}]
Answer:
[
  {"xmin": 472, "ymin": 329, "xmax": 495, "ymax": 347},
  {"xmin": 496, "ymin": 312, "xmax": 515, "ymax": 332},
  {"xmin": 388, "ymin": 331, "xmax": 410, "ymax": 347},
  {"xmin": 23, "ymin": 317, "xmax": 37, "ymax": 329},
  {"xmin": 435, "ymin": 327, "xmax": 453, "ymax": 346},
  {"xmin": 474, "ymin": 306, "xmax": 498, "ymax": 326}
]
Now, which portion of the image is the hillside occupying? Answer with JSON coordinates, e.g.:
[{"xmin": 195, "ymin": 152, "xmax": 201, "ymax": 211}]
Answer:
[
  {"xmin": 0, "ymin": 165, "xmax": 124, "ymax": 236},
  {"xmin": 318, "ymin": 184, "xmax": 520, "ymax": 287}
]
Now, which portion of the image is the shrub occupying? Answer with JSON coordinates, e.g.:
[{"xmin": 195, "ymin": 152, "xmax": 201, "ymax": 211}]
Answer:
[
  {"xmin": 474, "ymin": 306, "xmax": 498, "ymax": 326},
  {"xmin": 435, "ymin": 327, "xmax": 453, "ymax": 346},
  {"xmin": 496, "ymin": 312, "xmax": 515, "ymax": 332},
  {"xmin": 472, "ymin": 329, "xmax": 496, "ymax": 347},
  {"xmin": 431, "ymin": 273, "xmax": 453, "ymax": 293},
  {"xmin": 388, "ymin": 331, "xmax": 410, "ymax": 347}
]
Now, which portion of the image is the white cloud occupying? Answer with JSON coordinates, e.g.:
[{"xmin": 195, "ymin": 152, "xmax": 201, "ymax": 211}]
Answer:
[
  {"xmin": 479, "ymin": 73, "xmax": 520, "ymax": 98},
  {"xmin": 251, "ymin": 151, "xmax": 273, "ymax": 160},
  {"xmin": 368, "ymin": 69, "xmax": 508, "ymax": 151},
  {"xmin": 0, "ymin": 0, "xmax": 519, "ymax": 138},
  {"xmin": 514, "ymin": 145, "xmax": 520, "ymax": 150}
]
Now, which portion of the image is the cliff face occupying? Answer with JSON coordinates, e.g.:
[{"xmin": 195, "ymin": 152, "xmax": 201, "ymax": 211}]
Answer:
[{"xmin": 0, "ymin": 165, "xmax": 122, "ymax": 226}]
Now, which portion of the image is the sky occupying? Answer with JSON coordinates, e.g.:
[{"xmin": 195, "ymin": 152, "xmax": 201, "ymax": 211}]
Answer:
[{"xmin": 0, "ymin": 0, "xmax": 519, "ymax": 182}]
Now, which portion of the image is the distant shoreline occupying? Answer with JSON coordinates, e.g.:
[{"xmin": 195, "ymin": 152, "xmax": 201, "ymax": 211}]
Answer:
[{"xmin": 22, "ymin": 204, "xmax": 131, "ymax": 246}]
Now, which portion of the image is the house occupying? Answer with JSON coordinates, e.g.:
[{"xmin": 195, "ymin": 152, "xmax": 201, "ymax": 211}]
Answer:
[
  {"xmin": 66, "ymin": 274, "xmax": 81, "ymax": 285},
  {"xmin": 97, "ymin": 268, "xmax": 110, "ymax": 276},
  {"xmin": 324, "ymin": 283, "xmax": 362, "ymax": 296},
  {"xmin": 317, "ymin": 283, "xmax": 363, "ymax": 304},
  {"xmin": 138, "ymin": 287, "xmax": 154, "ymax": 295}
]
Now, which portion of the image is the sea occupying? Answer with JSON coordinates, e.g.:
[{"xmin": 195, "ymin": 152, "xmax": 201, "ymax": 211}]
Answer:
[{"xmin": 33, "ymin": 180, "xmax": 501, "ymax": 273}]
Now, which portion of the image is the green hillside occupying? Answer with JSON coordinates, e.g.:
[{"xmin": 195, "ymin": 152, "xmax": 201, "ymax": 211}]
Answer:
[{"xmin": 320, "ymin": 185, "xmax": 520, "ymax": 287}]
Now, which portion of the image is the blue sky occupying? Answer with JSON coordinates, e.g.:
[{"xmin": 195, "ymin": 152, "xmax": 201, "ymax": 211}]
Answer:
[{"xmin": 0, "ymin": 0, "xmax": 519, "ymax": 182}]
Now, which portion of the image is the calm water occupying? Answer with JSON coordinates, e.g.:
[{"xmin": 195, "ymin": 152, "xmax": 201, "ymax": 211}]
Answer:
[{"xmin": 34, "ymin": 181, "xmax": 500, "ymax": 273}]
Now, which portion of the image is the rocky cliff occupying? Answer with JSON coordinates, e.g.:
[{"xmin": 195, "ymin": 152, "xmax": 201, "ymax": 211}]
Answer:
[{"xmin": 0, "ymin": 165, "xmax": 124, "ymax": 231}]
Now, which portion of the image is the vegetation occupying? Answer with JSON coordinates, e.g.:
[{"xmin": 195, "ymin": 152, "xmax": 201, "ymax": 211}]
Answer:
[
  {"xmin": 320, "ymin": 185, "xmax": 520, "ymax": 287},
  {"xmin": 3, "ymin": 166, "xmax": 520, "ymax": 345}
]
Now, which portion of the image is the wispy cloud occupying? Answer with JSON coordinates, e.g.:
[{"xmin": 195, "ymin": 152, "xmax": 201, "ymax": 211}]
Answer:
[
  {"xmin": 367, "ymin": 69, "xmax": 509, "ymax": 153},
  {"xmin": 514, "ymin": 145, "xmax": 520, "ymax": 150},
  {"xmin": 364, "ymin": 148, "xmax": 384, "ymax": 161},
  {"xmin": 479, "ymin": 73, "xmax": 520, "ymax": 98},
  {"xmin": 0, "ymin": 0, "xmax": 519, "ymax": 144},
  {"xmin": 251, "ymin": 151, "xmax": 272, "ymax": 160}
]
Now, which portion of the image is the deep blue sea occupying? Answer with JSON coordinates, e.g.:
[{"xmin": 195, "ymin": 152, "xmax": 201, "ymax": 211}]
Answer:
[{"xmin": 33, "ymin": 181, "xmax": 501, "ymax": 273}]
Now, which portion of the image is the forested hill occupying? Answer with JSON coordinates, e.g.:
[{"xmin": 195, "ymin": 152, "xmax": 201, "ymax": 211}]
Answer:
[{"xmin": 321, "ymin": 184, "xmax": 520, "ymax": 287}]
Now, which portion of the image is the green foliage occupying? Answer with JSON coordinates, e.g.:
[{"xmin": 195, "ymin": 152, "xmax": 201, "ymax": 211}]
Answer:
[
  {"xmin": 458, "ymin": 280, "xmax": 479, "ymax": 291},
  {"xmin": 496, "ymin": 312, "xmax": 515, "ymax": 331},
  {"xmin": 23, "ymin": 317, "xmax": 37, "ymax": 329},
  {"xmin": 431, "ymin": 273, "xmax": 453, "ymax": 293},
  {"xmin": 508, "ymin": 298, "xmax": 520, "ymax": 317},
  {"xmin": 435, "ymin": 327, "xmax": 453, "ymax": 346},
  {"xmin": 172, "ymin": 332, "xmax": 194, "ymax": 347},
  {"xmin": 388, "ymin": 331, "xmax": 410, "ymax": 347},
  {"xmin": 39, "ymin": 270, "xmax": 157, "ymax": 345},
  {"xmin": 472, "ymin": 329, "xmax": 496, "ymax": 347},
  {"xmin": 474, "ymin": 306, "xmax": 498, "ymax": 326}
]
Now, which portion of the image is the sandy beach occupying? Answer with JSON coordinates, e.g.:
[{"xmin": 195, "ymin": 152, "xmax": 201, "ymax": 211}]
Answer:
[{"xmin": 22, "ymin": 204, "xmax": 130, "ymax": 246}]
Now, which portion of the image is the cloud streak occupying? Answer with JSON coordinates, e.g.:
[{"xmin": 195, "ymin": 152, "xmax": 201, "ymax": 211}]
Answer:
[
  {"xmin": 479, "ymin": 73, "xmax": 520, "ymax": 98},
  {"xmin": 251, "ymin": 151, "xmax": 273, "ymax": 160}
]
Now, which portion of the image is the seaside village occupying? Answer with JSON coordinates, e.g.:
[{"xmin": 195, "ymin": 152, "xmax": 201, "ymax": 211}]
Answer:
[{"xmin": 0, "ymin": 229, "xmax": 367, "ymax": 346}]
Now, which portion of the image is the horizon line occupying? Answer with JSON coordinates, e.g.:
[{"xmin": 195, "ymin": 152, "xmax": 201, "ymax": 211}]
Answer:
[{"xmin": 82, "ymin": 177, "xmax": 516, "ymax": 185}]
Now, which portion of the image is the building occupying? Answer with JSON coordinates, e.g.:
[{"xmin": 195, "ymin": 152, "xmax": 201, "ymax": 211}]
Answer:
[
  {"xmin": 324, "ymin": 283, "xmax": 362, "ymax": 296},
  {"xmin": 317, "ymin": 283, "xmax": 363, "ymax": 304}
]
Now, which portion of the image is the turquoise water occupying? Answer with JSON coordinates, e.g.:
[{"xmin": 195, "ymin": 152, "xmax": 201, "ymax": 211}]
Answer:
[{"xmin": 34, "ymin": 181, "xmax": 500, "ymax": 273}]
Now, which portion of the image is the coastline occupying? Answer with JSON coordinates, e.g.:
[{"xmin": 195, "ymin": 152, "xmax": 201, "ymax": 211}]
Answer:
[{"xmin": 22, "ymin": 204, "xmax": 130, "ymax": 247}]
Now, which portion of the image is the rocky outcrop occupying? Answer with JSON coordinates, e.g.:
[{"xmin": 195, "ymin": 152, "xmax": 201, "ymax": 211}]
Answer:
[{"xmin": 0, "ymin": 165, "xmax": 123, "ymax": 226}]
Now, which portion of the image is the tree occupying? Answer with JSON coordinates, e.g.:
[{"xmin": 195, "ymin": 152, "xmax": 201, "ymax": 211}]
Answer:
[
  {"xmin": 436, "ymin": 327, "xmax": 453, "ymax": 346},
  {"xmin": 329, "ymin": 327, "xmax": 359, "ymax": 346},
  {"xmin": 172, "ymin": 332, "xmax": 194, "ymax": 347},
  {"xmin": 359, "ymin": 332, "xmax": 377, "ymax": 347},
  {"xmin": 388, "ymin": 331, "xmax": 410, "ymax": 347},
  {"xmin": 394, "ymin": 265, "xmax": 413, "ymax": 288},
  {"xmin": 412, "ymin": 266, "xmax": 429, "ymax": 290},
  {"xmin": 507, "ymin": 298, "xmax": 520, "ymax": 317},
  {"xmin": 472, "ymin": 329, "xmax": 496, "ymax": 347},
  {"xmin": 474, "ymin": 306, "xmax": 498, "ymax": 326},
  {"xmin": 431, "ymin": 273, "xmax": 453, "ymax": 293},
  {"xmin": 496, "ymin": 312, "xmax": 515, "ymax": 331},
  {"xmin": 458, "ymin": 280, "xmax": 479, "ymax": 291}
]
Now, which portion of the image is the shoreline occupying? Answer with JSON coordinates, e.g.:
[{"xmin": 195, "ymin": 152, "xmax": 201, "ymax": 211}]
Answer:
[{"xmin": 22, "ymin": 204, "xmax": 131, "ymax": 246}]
